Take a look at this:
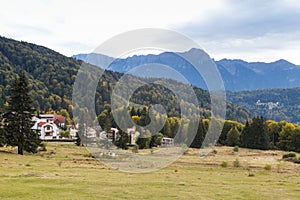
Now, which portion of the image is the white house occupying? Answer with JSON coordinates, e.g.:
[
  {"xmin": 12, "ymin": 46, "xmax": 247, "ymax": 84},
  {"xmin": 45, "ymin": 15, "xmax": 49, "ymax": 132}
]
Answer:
[
  {"xmin": 127, "ymin": 128, "xmax": 140, "ymax": 146},
  {"xmin": 67, "ymin": 124, "xmax": 78, "ymax": 138},
  {"xmin": 39, "ymin": 114, "xmax": 65, "ymax": 127},
  {"xmin": 99, "ymin": 128, "xmax": 119, "ymax": 142},
  {"xmin": 32, "ymin": 119, "xmax": 60, "ymax": 140}
]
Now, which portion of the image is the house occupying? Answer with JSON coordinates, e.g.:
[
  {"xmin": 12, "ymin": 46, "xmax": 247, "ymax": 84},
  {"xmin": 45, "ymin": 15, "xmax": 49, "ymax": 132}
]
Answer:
[
  {"xmin": 39, "ymin": 114, "xmax": 65, "ymax": 127},
  {"xmin": 67, "ymin": 124, "xmax": 78, "ymax": 138},
  {"xmin": 2, "ymin": 112, "xmax": 65, "ymax": 140},
  {"xmin": 32, "ymin": 119, "xmax": 60, "ymax": 140},
  {"xmin": 127, "ymin": 128, "xmax": 140, "ymax": 146},
  {"xmin": 106, "ymin": 128, "xmax": 119, "ymax": 142},
  {"xmin": 32, "ymin": 114, "xmax": 65, "ymax": 140},
  {"xmin": 161, "ymin": 137, "xmax": 174, "ymax": 147},
  {"xmin": 99, "ymin": 128, "xmax": 119, "ymax": 142},
  {"xmin": 98, "ymin": 127, "xmax": 140, "ymax": 145}
]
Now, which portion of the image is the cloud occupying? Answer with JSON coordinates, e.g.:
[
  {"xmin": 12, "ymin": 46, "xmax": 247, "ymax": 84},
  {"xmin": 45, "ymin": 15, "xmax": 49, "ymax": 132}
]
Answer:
[
  {"xmin": 1, "ymin": 0, "xmax": 300, "ymax": 63},
  {"xmin": 173, "ymin": 0, "xmax": 300, "ymax": 64},
  {"xmin": 177, "ymin": 0, "xmax": 300, "ymax": 40}
]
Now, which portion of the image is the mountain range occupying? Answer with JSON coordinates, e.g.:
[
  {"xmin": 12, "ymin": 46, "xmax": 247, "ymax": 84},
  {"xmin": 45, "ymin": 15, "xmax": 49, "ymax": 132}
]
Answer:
[
  {"xmin": 73, "ymin": 49, "xmax": 300, "ymax": 92},
  {"xmin": 0, "ymin": 36, "xmax": 249, "ymax": 123},
  {"xmin": 1, "ymin": 35, "xmax": 299, "ymax": 123}
]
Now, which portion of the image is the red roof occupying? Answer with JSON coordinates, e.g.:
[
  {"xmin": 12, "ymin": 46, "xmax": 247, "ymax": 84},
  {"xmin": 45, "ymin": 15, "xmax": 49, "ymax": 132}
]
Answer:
[
  {"xmin": 39, "ymin": 114, "xmax": 65, "ymax": 124},
  {"xmin": 38, "ymin": 122, "xmax": 47, "ymax": 126},
  {"xmin": 54, "ymin": 114, "xmax": 65, "ymax": 123}
]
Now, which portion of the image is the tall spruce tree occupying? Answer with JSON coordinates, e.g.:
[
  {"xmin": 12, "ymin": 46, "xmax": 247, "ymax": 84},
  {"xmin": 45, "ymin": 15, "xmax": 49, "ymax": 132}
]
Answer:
[
  {"xmin": 241, "ymin": 116, "xmax": 269, "ymax": 150},
  {"xmin": 190, "ymin": 119, "xmax": 205, "ymax": 148},
  {"xmin": 4, "ymin": 71, "xmax": 40, "ymax": 155},
  {"xmin": 226, "ymin": 126, "xmax": 240, "ymax": 146}
]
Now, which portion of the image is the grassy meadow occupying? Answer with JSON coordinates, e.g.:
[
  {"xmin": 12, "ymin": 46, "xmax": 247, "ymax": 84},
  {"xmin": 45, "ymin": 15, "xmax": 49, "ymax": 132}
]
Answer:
[{"xmin": 0, "ymin": 143, "xmax": 299, "ymax": 200}]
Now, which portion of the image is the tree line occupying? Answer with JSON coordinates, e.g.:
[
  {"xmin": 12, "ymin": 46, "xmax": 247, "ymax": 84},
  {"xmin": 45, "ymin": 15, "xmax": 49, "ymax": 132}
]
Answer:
[
  {"xmin": 1, "ymin": 72, "xmax": 299, "ymax": 155},
  {"xmin": 96, "ymin": 106, "xmax": 300, "ymax": 152}
]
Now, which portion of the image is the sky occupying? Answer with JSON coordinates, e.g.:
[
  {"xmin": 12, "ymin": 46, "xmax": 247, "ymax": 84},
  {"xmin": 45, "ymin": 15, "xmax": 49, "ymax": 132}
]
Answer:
[{"xmin": 1, "ymin": 0, "xmax": 300, "ymax": 64}]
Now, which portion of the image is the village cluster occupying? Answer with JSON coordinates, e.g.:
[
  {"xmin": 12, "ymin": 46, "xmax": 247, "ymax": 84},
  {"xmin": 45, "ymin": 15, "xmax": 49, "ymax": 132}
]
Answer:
[{"xmin": 1, "ymin": 113, "xmax": 174, "ymax": 147}]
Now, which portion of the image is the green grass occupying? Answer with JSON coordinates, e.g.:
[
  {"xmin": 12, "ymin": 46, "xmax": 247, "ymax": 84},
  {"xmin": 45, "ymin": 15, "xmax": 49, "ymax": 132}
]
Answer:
[{"xmin": 0, "ymin": 143, "xmax": 299, "ymax": 199}]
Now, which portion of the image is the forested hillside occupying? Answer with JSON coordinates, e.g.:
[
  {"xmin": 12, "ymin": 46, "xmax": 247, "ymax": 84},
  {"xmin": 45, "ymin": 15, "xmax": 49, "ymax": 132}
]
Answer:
[
  {"xmin": 0, "ymin": 36, "xmax": 250, "ymax": 123},
  {"xmin": 0, "ymin": 36, "xmax": 79, "ymax": 112},
  {"xmin": 227, "ymin": 88, "xmax": 300, "ymax": 123}
]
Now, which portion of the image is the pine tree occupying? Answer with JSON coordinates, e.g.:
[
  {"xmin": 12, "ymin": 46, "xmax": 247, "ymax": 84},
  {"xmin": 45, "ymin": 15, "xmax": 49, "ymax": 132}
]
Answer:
[
  {"xmin": 226, "ymin": 126, "xmax": 240, "ymax": 146},
  {"xmin": 4, "ymin": 71, "xmax": 40, "ymax": 155},
  {"xmin": 115, "ymin": 129, "xmax": 129, "ymax": 149},
  {"xmin": 190, "ymin": 119, "xmax": 205, "ymax": 148},
  {"xmin": 241, "ymin": 116, "xmax": 269, "ymax": 150}
]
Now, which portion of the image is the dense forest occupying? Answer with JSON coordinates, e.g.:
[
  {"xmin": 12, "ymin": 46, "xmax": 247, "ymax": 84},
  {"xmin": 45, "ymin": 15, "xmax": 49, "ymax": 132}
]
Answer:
[
  {"xmin": 0, "ymin": 36, "xmax": 249, "ymax": 123},
  {"xmin": 227, "ymin": 88, "xmax": 300, "ymax": 123}
]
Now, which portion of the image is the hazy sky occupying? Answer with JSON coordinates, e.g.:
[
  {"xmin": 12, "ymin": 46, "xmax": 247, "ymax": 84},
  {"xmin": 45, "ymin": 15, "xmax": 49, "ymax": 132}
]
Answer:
[{"xmin": 1, "ymin": 0, "xmax": 300, "ymax": 64}]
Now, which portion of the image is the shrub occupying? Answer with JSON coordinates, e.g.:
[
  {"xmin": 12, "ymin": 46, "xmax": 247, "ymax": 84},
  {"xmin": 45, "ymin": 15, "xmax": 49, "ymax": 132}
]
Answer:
[
  {"xmin": 60, "ymin": 130, "xmax": 70, "ymax": 138},
  {"xmin": 264, "ymin": 164, "xmax": 272, "ymax": 171},
  {"xmin": 233, "ymin": 146, "xmax": 239, "ymax": 152},
  {"xmin": 247, "ymin": 169, "xmax": 255, "ymax": 177},
  {"xmin": 39, "ymin": 143, "xmax": 47, "ymax": 152},
  {"xmin": 83, "ymin": 153, "xmax": 93, "ymax": 158},
  {"xmin": 282, "ymin": 152, "xmax": 296, "ymax": 159},
  {"xmin": 132, "ymin": 144, "xmax": 139, "ymax": 153},
  {"xmin": 233, "ymin": 158, "xmax": 241, "ymax": 168},
  {"xmin": 293, "ymin": 157, "xmax": 300, "ymax": 164},
  {"xmin": 220, "ymin": 161, "xmax": 228, "ymax": 168}
]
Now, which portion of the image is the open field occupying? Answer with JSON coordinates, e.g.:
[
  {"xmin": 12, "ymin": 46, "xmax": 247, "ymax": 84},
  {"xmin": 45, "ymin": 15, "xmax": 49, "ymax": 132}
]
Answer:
[{"xmin": 0, "ymin": 143, "xmax": 299, "ymax": 200}]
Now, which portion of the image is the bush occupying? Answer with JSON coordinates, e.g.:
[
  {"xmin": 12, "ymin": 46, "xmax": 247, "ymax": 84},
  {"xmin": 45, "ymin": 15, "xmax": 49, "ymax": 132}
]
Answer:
[
  {"xmin": 282, "ymin": 152, "xmax": 296, "ymax": 159},
  {"xmin": 233, "ymin": 158, "xmax": 241, "ymax": 168},
  {"xmin": 220, "ymin": 161, "xmax": 228, "ymax": 168},
  {"xmin": 132, "ymin": 144, "xmax": 139, "ymax": 153},
  {"xmin": 60, "ymin": 130, "xmax": 70, "ymax": 138},
  {"xmin": 264, "ymin": 164, "xmax": 272, "ymax": 170},
  {"xmin": 293, "ymin": 157, "xmax": 300, "ymax": 164},
  {"xmin": 233, "ymin": 146, "xmax": 239, "ymax": 152},
  {"xmin": 83, "ymin": 153, "xmax": 93, "ymax": 158},
  {"xmin": 39, "ymin": 143, "xmax": 47, "ymax": 152}
]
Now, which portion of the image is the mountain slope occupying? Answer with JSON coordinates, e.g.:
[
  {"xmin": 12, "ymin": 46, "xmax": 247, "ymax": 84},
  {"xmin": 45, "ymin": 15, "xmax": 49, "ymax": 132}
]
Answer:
[
  {"xmin": 227, "ymin": 87, "xmax": 300, "ymax": 123},
  {"xmin": 0, "ymin": 36, "xmax": 250, "ymax": 123},
  {"xmin": 74, "ymin": 50, "xmax": 300, "ymax": 91},
  {"xmin": 217, "ymin": 59, "xmax": 300, "ymax": 91},
  {"xmin": 0, "ymin": 36, "xmax": 80, "ymax": 112}
]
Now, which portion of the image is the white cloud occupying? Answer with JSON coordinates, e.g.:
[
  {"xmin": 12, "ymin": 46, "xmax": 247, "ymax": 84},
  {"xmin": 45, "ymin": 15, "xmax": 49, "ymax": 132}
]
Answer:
[
  {"xmin": 1, "ymin": 0, "xmax": 300, "ymax": 64},
  {"xmin": 174, "ymin": 0, "xmax": 300, "ymax": 64}
]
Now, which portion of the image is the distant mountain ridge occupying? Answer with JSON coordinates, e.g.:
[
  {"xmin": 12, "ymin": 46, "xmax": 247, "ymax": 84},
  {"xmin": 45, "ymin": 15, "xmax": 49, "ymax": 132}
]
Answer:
[{"xmin": 73, "ymin": 50, "xmax": 300, "ymax": 91}]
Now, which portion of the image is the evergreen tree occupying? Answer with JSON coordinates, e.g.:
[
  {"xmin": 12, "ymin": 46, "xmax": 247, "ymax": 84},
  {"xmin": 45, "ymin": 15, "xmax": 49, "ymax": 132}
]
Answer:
[
  {"xmin": 161, "ymin": 118, "xmax": 171, "ymax": 137},
  {"xmin": 139, "ymin": 107, "xmax": 150, "ymax": 126},
  {"xmin": 190, "ymin": 119, "xmax": 205, "ymax": 148},
  {"xmin": 226, "ymin": 126, "xmax": 240, "ymax": 146},
  {"xmin": 75, "ymin": 131, "xmax": 82, "ymax": 146},
  {"xmin": 241, "ymin": 116, "xmax": 269, "ymax": 150},
  {"xmin": 4, "ymin": 71, "xmax": 40, "ymax": 155},
  {"xmin": 115, "ymin": 129, "xmax": 129, "ymax": 149}
]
